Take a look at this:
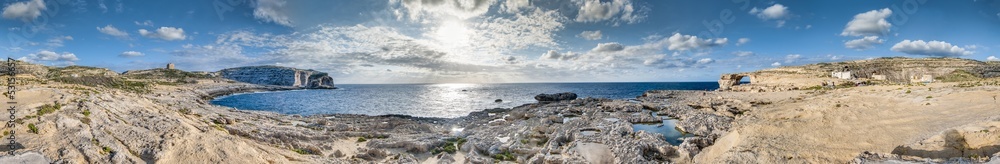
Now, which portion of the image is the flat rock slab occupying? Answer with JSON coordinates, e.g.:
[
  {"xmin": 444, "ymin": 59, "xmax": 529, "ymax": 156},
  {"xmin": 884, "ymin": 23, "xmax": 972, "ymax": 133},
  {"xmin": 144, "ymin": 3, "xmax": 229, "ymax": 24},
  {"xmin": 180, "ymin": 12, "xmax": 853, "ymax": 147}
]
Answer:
[{"xmin": 0, "ymin": 152, "xmax": 50, "ymax": 164}]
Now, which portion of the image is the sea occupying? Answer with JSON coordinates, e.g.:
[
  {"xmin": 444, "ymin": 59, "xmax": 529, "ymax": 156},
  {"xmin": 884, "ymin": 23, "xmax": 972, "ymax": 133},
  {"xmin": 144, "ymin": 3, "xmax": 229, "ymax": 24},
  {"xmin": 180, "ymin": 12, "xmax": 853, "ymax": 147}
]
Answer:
[{"xmin": 211, "ymin": 82, "xmax": 719, "ymax": 118}]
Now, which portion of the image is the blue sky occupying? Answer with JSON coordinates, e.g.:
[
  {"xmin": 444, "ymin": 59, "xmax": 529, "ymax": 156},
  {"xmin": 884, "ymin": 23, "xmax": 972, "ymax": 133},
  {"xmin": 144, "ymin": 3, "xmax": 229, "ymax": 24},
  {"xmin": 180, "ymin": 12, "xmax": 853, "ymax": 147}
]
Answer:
[{"xmin": 2, "ymin": 0, "xmax": 999, "ymax": 84}]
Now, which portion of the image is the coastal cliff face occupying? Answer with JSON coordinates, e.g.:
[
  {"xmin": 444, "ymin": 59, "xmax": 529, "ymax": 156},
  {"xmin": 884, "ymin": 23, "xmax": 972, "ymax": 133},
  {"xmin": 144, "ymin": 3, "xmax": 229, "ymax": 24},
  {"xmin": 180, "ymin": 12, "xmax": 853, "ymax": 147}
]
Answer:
[
  {"xmin": 719, "ymin": 57, "xmax": 1000, "ymax": 92},
  {"xmin": 217, "ymin": 66, "xmax": 335, "ymax": 89}
]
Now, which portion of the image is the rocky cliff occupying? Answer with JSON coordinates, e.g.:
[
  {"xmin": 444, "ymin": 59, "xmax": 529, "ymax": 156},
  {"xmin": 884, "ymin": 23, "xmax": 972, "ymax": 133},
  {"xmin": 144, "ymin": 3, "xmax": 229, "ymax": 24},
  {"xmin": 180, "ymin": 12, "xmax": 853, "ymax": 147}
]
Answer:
[
  {"xmin": 217, "ymin": 66, "xmax": 335, "ymax": 89},
  {"xmin": 719, "ymin": 57, "xmax": 1000, "ymax": 92}
]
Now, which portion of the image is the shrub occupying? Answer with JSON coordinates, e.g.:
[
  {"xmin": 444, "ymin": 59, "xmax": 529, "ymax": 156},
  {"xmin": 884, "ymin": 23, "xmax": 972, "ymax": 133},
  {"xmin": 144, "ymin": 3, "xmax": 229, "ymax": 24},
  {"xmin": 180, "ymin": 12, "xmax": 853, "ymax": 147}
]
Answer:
[
  {"xmin": 27, "ymin": 123, "xmax": 38, "ymax": 134},
  {"xmin": 357, "ymin": 137, "xmax": 367, "ymax": 142},
  {"xmin": 492, "ymin": 151, "xmax": 515, "ymax": 161},
  {"xmin": 905, "ymin": 90, "xmax": 911, "ymax": 94},
  {"xmin": 37, "ymin": 102, "xmax": 61, "ymax": 116},
  {"xmin": 82, "ymin": 110, "xmax": 91, "ymax": 117}
]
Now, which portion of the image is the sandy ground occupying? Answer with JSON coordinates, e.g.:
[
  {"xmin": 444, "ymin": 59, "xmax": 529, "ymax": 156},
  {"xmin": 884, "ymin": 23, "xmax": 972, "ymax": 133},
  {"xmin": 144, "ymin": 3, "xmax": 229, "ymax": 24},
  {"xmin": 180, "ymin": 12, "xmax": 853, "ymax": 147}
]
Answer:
[{"xmin": 697, "ymin": 83, "xmax": 1000, "ymax": 163}]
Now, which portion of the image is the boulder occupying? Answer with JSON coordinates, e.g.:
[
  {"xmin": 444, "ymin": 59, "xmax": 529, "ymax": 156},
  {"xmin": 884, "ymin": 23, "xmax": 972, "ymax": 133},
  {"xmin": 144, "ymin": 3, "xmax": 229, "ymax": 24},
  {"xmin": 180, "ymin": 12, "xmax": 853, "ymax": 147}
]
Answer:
[{"xmin": 534, "ymin": 92, "xmax": 578, "ymax": 102}]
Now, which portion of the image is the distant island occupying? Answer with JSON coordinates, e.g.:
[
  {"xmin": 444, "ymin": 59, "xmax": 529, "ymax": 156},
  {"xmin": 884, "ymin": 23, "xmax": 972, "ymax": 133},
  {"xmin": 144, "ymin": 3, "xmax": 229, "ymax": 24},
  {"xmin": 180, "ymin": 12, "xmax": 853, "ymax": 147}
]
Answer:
[{"xmin": 1, "ymin": 57, "xmax": 999, "ymax": 163}]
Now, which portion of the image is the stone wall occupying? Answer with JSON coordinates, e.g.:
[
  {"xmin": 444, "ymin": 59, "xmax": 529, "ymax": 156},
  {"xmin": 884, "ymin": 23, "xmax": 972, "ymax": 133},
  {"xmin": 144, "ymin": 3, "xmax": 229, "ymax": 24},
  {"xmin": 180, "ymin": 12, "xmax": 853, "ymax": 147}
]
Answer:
[{"xmin": 217, "ymin": 66, "xmax": 335, "ymax": 89}]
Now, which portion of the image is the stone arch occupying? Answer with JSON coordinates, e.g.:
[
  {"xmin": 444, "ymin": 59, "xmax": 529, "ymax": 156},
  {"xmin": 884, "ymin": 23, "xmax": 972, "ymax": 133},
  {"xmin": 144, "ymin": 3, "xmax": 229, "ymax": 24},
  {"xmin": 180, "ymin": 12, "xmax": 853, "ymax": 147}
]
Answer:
[{"xmin": 718, "ymin": 73, "xmax": 753, "ymax": 90}]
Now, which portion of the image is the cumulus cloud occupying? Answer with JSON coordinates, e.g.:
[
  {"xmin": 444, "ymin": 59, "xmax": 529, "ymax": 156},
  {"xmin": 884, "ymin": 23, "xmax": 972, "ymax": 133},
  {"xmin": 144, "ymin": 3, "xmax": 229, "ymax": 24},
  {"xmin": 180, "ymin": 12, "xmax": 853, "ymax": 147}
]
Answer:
[
  {"xmin": 844, "ymin": 36, "xmax": 884, "ymax": 50},
  {"xmin": 660, "ymin": 33, "xmax": 727, "ymax": 51},
  {"xmin": 749, "ymin": 4, "xmax": 789, "ymax": 27},
  {"xmin": 470, "ymin": 9, "xmax": 565, "ymax": 51},
  {"xmin": 18, "ymin": 50, "xmax": 78, "ymax": 65},
  {"xmin": 696, "ymin": 58, "xmax": 714, "ymax": 64},
  {"xmin": 732, "ymin": 51, "xmax": 754, "ymax": 57},
  {"xmin": 254, "ymin": 0, "xmax": 293, "ymax": 27},
  {"xmin": 139, "ymin": 27, "xmax": 187, "ymax": 41},
  {"xmin": 97, "ymin": 25, "xmax": 130, "ymax": 38},
  {"xmin": 890, "ymin": 40, "xmax": 973, "ymax": 57},
  {"xmin": 842, "ymin": 8, "xmax": 892, "ymax": 36},
  {"xmin": 540, "ymin": 50, "xmax": 579, "ymax": 61},
  {"xmin": 988, "ymin": 56, "xmax": 998, "ymax": 61},
  {"xmin": 393, "ymin": 0, "xmax": 498, "ymax": 20},
  {"xmin": 736, "ymin": 38, "xmax": 750, "ymax": 46},
  {"xmin": 771, "ymin": 62, "xmax": 781, "ymax": 67},
  {"xmin": 501, "ymin": 0, "xmax": 530, "ymax": 13},
  {"xmin": 578, "ymin": 30, "xmax": 602, "ymax": 40},
  {"xmin": 573, "ymin": 0, "xmax": 645, "ymax": 24},
  {"xmin": 1, "ymin": 0, "xmax": 45, "ymax": 22},
  {"xmin": 120, "ymin": 51, "xmax": 144, "ymax": 57},
  {"xmin": 591, "ymin": 42, "xmax": 624, "ymax": 52}
]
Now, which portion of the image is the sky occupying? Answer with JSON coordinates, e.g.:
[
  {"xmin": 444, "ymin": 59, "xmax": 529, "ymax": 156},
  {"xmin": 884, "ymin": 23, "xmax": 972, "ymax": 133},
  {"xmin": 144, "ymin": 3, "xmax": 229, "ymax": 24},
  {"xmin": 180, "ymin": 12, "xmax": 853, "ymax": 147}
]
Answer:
[{"xmin": 1, "ymin": 0, "xmax": 1000, "ymax": 84}]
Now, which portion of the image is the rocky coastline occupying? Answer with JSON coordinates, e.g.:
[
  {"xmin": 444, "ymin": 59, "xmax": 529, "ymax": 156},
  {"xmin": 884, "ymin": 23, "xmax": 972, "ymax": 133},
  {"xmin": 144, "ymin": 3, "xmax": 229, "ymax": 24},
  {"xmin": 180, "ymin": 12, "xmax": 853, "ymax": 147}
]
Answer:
[{"xmin": 3, "ymin": 58, "xmax": 1000, "ymax": 163}]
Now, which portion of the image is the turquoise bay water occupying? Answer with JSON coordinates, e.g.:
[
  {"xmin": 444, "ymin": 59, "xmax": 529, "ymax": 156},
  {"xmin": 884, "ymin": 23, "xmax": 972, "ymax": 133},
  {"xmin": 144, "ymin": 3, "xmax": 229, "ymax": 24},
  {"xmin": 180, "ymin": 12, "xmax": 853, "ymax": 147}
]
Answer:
[
  {"xmin": 211, "ymin": 82, "xmax": 717, "ymax": 145},
  {"xmin": 211, "ymin": 82, "xmax": 717, "ymax": 118}
]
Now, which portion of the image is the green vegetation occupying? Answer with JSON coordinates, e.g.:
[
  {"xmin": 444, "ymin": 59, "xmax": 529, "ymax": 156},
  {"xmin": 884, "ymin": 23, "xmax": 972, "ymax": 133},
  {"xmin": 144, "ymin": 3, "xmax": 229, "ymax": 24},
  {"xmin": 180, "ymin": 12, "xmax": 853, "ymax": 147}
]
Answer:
[
  {"xmin": 804, "ymin": 85, "xmax": 824, "ymax": 90},
  {"xmin": 926, "ymin": 96, "xmax": 933, "ymax": 99},
  {"xmin": 52, "ymin": 76, "xmax": 151, "ymax": 94},
  {"xmin": 492, "ymin": 151, "xmax": 515, "ymax": 161},
  {"xmin": 27, "ymin": 123, "xmax": 38, "ymax": 134},
  {"xmin": 82, "ymin": 109, "xmax": 91, "ymax": 117},
  {"xmin": 431, "ymin": 137, "xmax": 467, "ymax": 154},
  {"xmin": 102, "ymin": 146, "xmax": 112, "ymax": 154},
  {"xmin": 357, "ymin": 137, "xmax": 367, "ymax": 142},
  {"xmin": 935, "ymin": 70, "xmax": 981, "ymax": 82},
  {"xmin": 293, "ymin": 148, "xmax": 310, "ymax": 155},
  {"xmin": 905, "ymin": 90, "xmax": 911, "ymax": 94},
  {"xmin": 36, "ymin": 102, "xmax": 61, "ymax": 116}
]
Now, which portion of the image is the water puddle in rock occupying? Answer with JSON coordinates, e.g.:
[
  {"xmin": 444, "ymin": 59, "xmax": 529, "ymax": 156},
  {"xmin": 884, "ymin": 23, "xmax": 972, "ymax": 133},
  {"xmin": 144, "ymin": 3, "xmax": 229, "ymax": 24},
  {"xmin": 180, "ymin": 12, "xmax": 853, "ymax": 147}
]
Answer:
[{"xmin": 631, "ymin": 119, "xmax": 692, "ymax": 145}]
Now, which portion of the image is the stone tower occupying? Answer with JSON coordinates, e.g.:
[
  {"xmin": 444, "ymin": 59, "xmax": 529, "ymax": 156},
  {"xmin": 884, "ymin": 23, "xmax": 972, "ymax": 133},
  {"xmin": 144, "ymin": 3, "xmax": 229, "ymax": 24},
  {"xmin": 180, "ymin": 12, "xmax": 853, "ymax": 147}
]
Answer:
[{"xmin": 166, "ymin": 63, "xmax": 175, "ymax": 69}]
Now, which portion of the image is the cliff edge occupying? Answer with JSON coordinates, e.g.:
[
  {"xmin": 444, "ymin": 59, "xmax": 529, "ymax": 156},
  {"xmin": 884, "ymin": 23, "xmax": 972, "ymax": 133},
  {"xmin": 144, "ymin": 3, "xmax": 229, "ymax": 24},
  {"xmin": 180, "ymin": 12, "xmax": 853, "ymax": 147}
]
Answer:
[{"xmin": 217, "ymin": 66, "xmax": 335, "ymax": 89}]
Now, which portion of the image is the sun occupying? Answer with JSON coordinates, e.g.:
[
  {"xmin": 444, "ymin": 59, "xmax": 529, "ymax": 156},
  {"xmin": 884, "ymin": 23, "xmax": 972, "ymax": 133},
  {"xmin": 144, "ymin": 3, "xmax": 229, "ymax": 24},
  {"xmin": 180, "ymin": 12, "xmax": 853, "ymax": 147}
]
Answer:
[{"xmin": 433, "ymin": 20, "xmax": 472, "ymax": 49}]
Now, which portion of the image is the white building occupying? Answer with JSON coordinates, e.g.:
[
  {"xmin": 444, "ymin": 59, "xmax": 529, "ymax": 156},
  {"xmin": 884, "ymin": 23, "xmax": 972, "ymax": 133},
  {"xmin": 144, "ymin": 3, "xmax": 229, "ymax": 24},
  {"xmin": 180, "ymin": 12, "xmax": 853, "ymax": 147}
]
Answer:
[{"xmin": 832, "ymin": 71, "xmax": 852, "ymax": 79}]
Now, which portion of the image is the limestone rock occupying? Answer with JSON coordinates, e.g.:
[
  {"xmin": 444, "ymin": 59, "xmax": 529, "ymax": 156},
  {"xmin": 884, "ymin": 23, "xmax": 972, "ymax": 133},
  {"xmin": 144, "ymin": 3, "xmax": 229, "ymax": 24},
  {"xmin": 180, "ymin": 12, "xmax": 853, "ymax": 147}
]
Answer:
[
  {"xmin": 534, "ymin": 92, "xmax": 578, "ymax": 102},
  {"xmin": 217, "ymin": 66, "xmax": 335, "ymax": 89}
]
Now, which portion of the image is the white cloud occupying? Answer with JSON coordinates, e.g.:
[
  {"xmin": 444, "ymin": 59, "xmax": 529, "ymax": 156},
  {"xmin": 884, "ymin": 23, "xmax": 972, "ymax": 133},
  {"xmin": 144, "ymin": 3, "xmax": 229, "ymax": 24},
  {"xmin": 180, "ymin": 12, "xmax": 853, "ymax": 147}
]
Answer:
[
  {"xmin": 393, "ymin": 0, "xmax": 498, "ymax": 20},
  {"xmin": 771, "ymin": 62, "xmax": 781, "ymax": 67},
  {"xmin": 501, "ymin": 0, "xmax": 531, "ymax": 13},
  {"xmin": 591, "ymin": 42, "xmax": 624, "ymax": 52},
  {"xmin": 828, "ymin": 54, "xmax": 842, "ymax": 60},
  {"xmin": 139, "ymin": 27, "xmax": 187, "ymax": 41},
  {"xmin": 732, "ymin": 51, "xmax": 754, "ymax": 57},
  {"xmin": 696, "ymin": 58, "xmax": 714, "ymax": 64},
  {"xmin": 469, "ymin": 9, "xmax": 565, "ymax": 51},
  {"xmin": 18, "ymin": 50, "xmax": 78, "ymax": 65},
  {"xmin": 45, "ymin": 36, "xmax": 73, "ymax": 48},
  {"xmin": 573, "ymin": 0, "xmax": 644, "ymax": 24},
  {"xmin": 785, "ymin": 54, "xmax": 801, "ymax": 63},
  {"xmin": 736, "ymin": 38, "xmax": 750, "ymax": 46},
  {"xmin": 890, "ymin": 40, "xmax": 973, "ymax": 57},
  {"xmin": 988, "ymin": 56, "xmax": 998, "ymax": 61},
  {"xmin": 1, "ymin": 0, "xmax": 45, "ymax": 22},
  {"xmin": 97, "ymin": 25, "xmax": 130, "ymax": 38},
  {"xmin": 120, "ymin": 51, "xmax": 144, "ymax": 57},
  {"xmin": 749, "ymin": 4, "xmax": 789, "ymax": 27},
  {"xmin": 844, "ymin": 36, "xmax": 884, "ymax": 50},
  {"xmin": 578, "ymin": 30, "xmax": 602, "ymax": 40},
  {"xmin": 540, "ymin": 50, "xmax": 579, "ymax": 61},
  {"xmin": 254, "ymin": 0, "xmax": 293, "ymax": 27},
  {"xmin": 841, "ymin": 8, "xmax": 892, "ymax": 36},
  {"xmin": 660, "ymin": 33, "xmax": 727, "ymax": 51},
  {"xmin": 134, "ymin": 20, "xmax": 154, "ymax": 26}
]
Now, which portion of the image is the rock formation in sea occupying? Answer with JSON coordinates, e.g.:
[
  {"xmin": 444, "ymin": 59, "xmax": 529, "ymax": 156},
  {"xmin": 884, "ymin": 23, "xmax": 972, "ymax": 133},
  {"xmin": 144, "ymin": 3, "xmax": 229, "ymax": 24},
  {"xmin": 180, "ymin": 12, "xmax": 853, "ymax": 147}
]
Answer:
[
  {"xmin": 217, "ymin": 66, "xmax": 335, "ymax": 89},
  {"xmin": 534, "ymin": 92, "xmax": 578, "ymax": 101}
]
